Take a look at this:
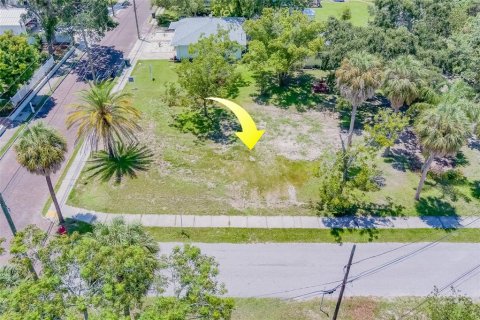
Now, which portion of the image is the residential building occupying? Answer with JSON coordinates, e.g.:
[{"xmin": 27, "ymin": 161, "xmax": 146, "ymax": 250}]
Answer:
[{"xmin": 168, "ymin": 17, "xmax": 246, "ymax": 60}]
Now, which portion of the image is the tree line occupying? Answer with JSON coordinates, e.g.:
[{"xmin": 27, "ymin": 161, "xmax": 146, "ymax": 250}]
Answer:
[{"xmin": 0, "ymin": 218, "xmax": 233, "ymax": 319}]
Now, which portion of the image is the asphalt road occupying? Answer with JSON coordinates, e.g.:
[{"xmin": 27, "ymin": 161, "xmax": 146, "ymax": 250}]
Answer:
[
  {"xmin": 159, "ymin": 242, "xmax": 480, "ymax": 298},
  {"xmin": 0, "ymin": 0, "xmax": 153, "ymax": 260}
]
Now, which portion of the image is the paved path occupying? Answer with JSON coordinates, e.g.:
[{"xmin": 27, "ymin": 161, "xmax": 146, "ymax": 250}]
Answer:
[
  {"xmin": 159, "ymin": 242, "xmax": 480, "ymax": 297},
  {"xmin": 62, "ymin": 205, "xmax": 480, "ymax": 229},
  {"xmin": 0, "ymin": 0, "xmax": 153, "ymax": 263}
]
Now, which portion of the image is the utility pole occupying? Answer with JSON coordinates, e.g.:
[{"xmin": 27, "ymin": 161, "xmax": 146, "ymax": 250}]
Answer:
[
  {"xmin": 333, "ymin": 244, "xmax": 356, "ymax": 320},
  {"xmin": 0, "ymin": 193, "xmax": 17, "ymax": 235},
  {"xmin": 132, "ymin": 0, "xmax": 140, "ymax": 39}
]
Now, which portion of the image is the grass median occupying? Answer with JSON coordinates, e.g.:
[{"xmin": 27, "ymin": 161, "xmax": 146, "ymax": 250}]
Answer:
[{"xmin": 146, "ymin": 227, "xmax": 480, "ymax": 243}]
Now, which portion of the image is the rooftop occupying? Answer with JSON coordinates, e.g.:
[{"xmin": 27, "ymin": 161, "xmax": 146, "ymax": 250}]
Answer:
[
  {"xmin": 0, "ymin": 8, "xmax": 26, "ymax": 27},
  {"xmin": 169, "ymin": 17, "xmax": 246, "ymax": 47}
]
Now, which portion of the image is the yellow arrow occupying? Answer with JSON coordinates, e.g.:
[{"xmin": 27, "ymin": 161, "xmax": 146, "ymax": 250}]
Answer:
[{"xmin": 207, "ymin": 97, "xmax": 265, "ymax": 150}]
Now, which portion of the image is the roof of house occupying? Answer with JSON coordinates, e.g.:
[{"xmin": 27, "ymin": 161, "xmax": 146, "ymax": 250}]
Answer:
[
  {"xmin": 169, "ymin": 17, "xmax": 246, "ymax": 47},
  {"xmin": 0, "ymin": 8, "xmax": 26, "ymax": 27}
]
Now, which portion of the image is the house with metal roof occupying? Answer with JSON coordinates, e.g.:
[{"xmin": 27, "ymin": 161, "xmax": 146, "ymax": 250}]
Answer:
[
  {"xmin": 168, "ymin": 17, "xmax": 246, "ymax": 60},
  {"xmin": 0, "ymin": 8, "xmax": 27, "ymax": 35}
]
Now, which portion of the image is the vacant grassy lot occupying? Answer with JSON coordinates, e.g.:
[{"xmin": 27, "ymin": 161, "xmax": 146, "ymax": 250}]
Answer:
[
  {"xmin": 314, "ymin": 0, "xmax": 374, "ymax": 27},
  {"xmin": 68, "ymin": 60, "xmax": 480, "ymax": 217},
  {"xmin": 147, "ymin": 227, "xmax": 480, "ymax": 243},
  {"xmin": 232, "ymin": 297, "xmax": 426, "ymax": 320},
  {"xmin": 68, "ymin": 60, "xmax": 337, "ymax": 216}
]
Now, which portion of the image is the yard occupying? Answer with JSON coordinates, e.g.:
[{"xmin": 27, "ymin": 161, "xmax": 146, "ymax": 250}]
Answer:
[
  {"xmin": 313, "ymin": 0, "xmax": 374, "ymax": 27},
  {"xmin": 67, "ymin": 60, "xmax": 480, "ymax": 217},
  {"xmin": 232, "ymin": 297, "xmax": 428, "ymax": 320}
]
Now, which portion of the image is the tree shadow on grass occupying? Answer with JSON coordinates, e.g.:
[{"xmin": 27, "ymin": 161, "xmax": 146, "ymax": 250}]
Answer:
[
  {"xmin": 471, "ymin": 180, "xmax": 480, "ymax": 199},
  {"xmin": 172, "ymin": 107, "xmax": 240, "ymax": 144},
  {"xmin": 252, "ymin": 72, "xmax": 326, "ymax": 111},
  {"xmin": 65, "ymin": 218, "xmax": 93, "ymax": 235},
  {"xmin": 415, "ymin": 196, "xmax": 460, "ymax": 229},
  {"xmin": 337, "ymin": 96, "xmax": 389, "ymax": 131}
]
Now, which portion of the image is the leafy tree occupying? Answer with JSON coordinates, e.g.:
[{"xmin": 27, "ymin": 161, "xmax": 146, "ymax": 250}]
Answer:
[
  {"xmin": 0, "ymin": 275, "xmax": 65, "ymax": 320},
  {"xmin": 448, "ymin": 16, "xmax": 480, "ymax": 90},
  {"xmin": 382, "ymin": 55, "xmax": 428, "ymax": 112},
  {"xmin": 242, "ymin": 8, "xmax": 323, "ymax": 88},
  {"xmin": 67, "ymin": 80, "xmax": 141, "ymax": 156},
  {"xmin": 414, "ymin": 103, "xmax": 471, "ymax": 200},
  {"xmin": 372, "ymin": 0, "xmax": 417, "ymax": 31},
  {"xmin": 143, "ymin": 244, "xmax": 234, "ymax": 320},
  {"xmin": 365, "ymin": 109, "xmax": 409, "ymax": 155},
  {"xmin": 0, "ymin": 31, "xmax": 40, "ymax": 98},
  {"xmin": 317, "ymin": 143, "xmax": 381, "ymax": 215},
  {"xmin": 86, "ymin": 142, "xmax": 153, "ymax": 184},
  {"xmin": 14, "ymin": 123, "xmax": 67, "ymax": 224},
  {"xmin": 210, "ymin": 0, "xmax": 309, "ymax": 17},
  {"xmin": 176, "ymin": 31, "xmax": 242, "ymax": 117},
  {"xmin": 426, "ymin": 289, "xmax": 480, "ymax": 320},
  {"xmin": 335, "ymin": 52, "xmax": 383, "ymax": 146},
  {"xmin": 341, "ymin": 7, "xmax": 351, "ymax": 21},
  {"xmin": 152, "ymin": 0, "xmax": 209, "ymax": 16},
  {"xmin": 24, "ymin": 0, "xmax": 63, "ymax": 54},
  {"xmin": 318, "ymin": 18, "xmax": 367, "ymax": 70},
  {"xmin": 3, "ymin": 219, "xmax": 161, "ymax": 320},
  {"xmin": 61, "ymin": 0, "xmax": 112, "ymax": 79}
]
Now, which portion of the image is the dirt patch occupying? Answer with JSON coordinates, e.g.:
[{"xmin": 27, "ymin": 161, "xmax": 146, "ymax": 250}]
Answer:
[{"xmin": 252, "ymin": 104, "xmax": 342, "ymax": 161}]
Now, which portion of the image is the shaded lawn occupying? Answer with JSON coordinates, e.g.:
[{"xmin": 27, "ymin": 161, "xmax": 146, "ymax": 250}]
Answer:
[
  {"xmin": 314, "ymin": 0, "xmax": 374, "ymax": 27},
  {"xmin": 67, "ymin": 60, "xmax": 325, "ymax": 216},
  {"xmin": 146, "ymin": 227, "xmax": 480, "ymax": 244},
  {"xmin": 67, "ymin": 60, "xmax": 480, "ymax": 217}
]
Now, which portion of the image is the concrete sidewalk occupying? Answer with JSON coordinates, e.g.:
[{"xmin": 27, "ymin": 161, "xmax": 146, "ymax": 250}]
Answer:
[{"xmin": 61, "ymin": 204, "xmax": 480, "ymax": 229}]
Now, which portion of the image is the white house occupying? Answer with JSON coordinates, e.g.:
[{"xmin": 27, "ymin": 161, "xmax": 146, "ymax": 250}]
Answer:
[
  {"xmin": 168, "ymin": 17, "xmax": 246, "ymax": 60},
  {"xmin": 0, "ymin": 8, "xmax": 27, "ymax": 35}
]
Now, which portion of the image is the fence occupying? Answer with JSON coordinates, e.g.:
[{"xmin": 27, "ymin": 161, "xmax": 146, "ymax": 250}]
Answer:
[{"xmin": 10, "ymin": 57, "xmax": 55, "ymax": 106}]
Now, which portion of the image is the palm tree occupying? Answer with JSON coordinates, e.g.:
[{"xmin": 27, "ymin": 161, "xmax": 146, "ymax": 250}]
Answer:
[
  {"xmin": 414, "ymin": 104, "xmax": 471, "ymax": 200},
  {"xmin": 66, "ymin": 80, "xmax": 141, "ymax": 156},
  {"xmin": 336, "ymin": 52, "xmax": 383, "ymax": 146},
  {"xmin": 86, "ymin": 142, "xmax": 153, "ymax": 184},
  {"xmin": 383, "ymin": 55, "xmax": 427, "ymax": 113},
  {"xmin": 89, "ymin": 217, "xmax": 158, "ymax": 254},
  {"xmin": 14, "ymin": 123, "xmax": 67, "ymax": 224}
]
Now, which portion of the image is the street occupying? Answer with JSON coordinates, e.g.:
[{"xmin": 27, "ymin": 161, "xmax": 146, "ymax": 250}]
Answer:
[
  {"xmin": 159, "ymin": 242, "xmax": 480, "ymax": 298},
  {"xmin": 0, "ymin": 0, "xmax": 153, "ymax": 260}
]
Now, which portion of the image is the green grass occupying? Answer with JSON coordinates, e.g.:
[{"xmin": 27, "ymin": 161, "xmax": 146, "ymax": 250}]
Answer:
[
  {"xmin": 232, "ymin": 297, "xmax": 425, "ymax": 320},
  {"xmin": 68, "ymin": 60, "xmax": 327, "ymax": 216},
  {"xmin": 67, "ymin": 59, "xmax": 480, "ymax": 218},
  {"xmin": 314, "ymin": 0, "xmax": 374, "ymax": 27},
  {"xmin": 146, "ymin": 227, "xmax": 480, "ymax": 243}
]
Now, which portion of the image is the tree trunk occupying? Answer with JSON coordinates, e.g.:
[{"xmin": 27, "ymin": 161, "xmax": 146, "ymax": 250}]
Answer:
[
  {"xmin": 45, "ymin": 175, "xmax": 65, "ymax": 224},
  {"xmin": 415, "ymin": 154, "xmax": 435, "ymax": 200},
  {"xmin": 83, "ymin": 309, "xmax": 89, "ymax": 320},
  {"xmin": 385, "ymin": 145, "xmax": 392, "ymax": 157},
  {"xmin": 111, "ymin": 2, "xmax": 116, "ymax": 16},
  {"xmin": 347, "ymin": 104, "xmax": 358, "ymax": 147},
  {"xmin": 81, "ymin": 28, "xmax": 96, "ymax": 81},
  {"xmin": 47, "ymin": 41, "xmax": 54, "ymax": 56},
  {"xmin": 203, "ymin": 99, "xmax": 208, "ymax": 118}
]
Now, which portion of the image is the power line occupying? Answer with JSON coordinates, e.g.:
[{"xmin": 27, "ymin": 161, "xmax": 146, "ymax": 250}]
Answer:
[
  {"xmin": 351, "ymin": 217, "xmax": 480, "ymax": 266},
  {"xmin": 270, "ymin": 219, "xmax": 480, "ymax": 302},
  {"xmin": 398, "ymin": 262, "xmax": 480, "ymax": 319}
]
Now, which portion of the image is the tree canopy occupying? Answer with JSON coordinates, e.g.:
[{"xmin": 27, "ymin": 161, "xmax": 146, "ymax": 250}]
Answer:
[
  {"xmin": 243, "ymin": 8, "xmax": 323, "ymax": 87},
  {"xmin": 0, "ymin": 32, "xmax": 40, "ymax": 99}
]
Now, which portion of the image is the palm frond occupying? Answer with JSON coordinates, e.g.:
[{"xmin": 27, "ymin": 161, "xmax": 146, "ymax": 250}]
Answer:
[
  {"xmin": 14, "ymin": 123, "xmax": 67, "ymax": 176},
  {"xmin": 86, "ymin": 142, "xmax": 153, "ymax": 184}
]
